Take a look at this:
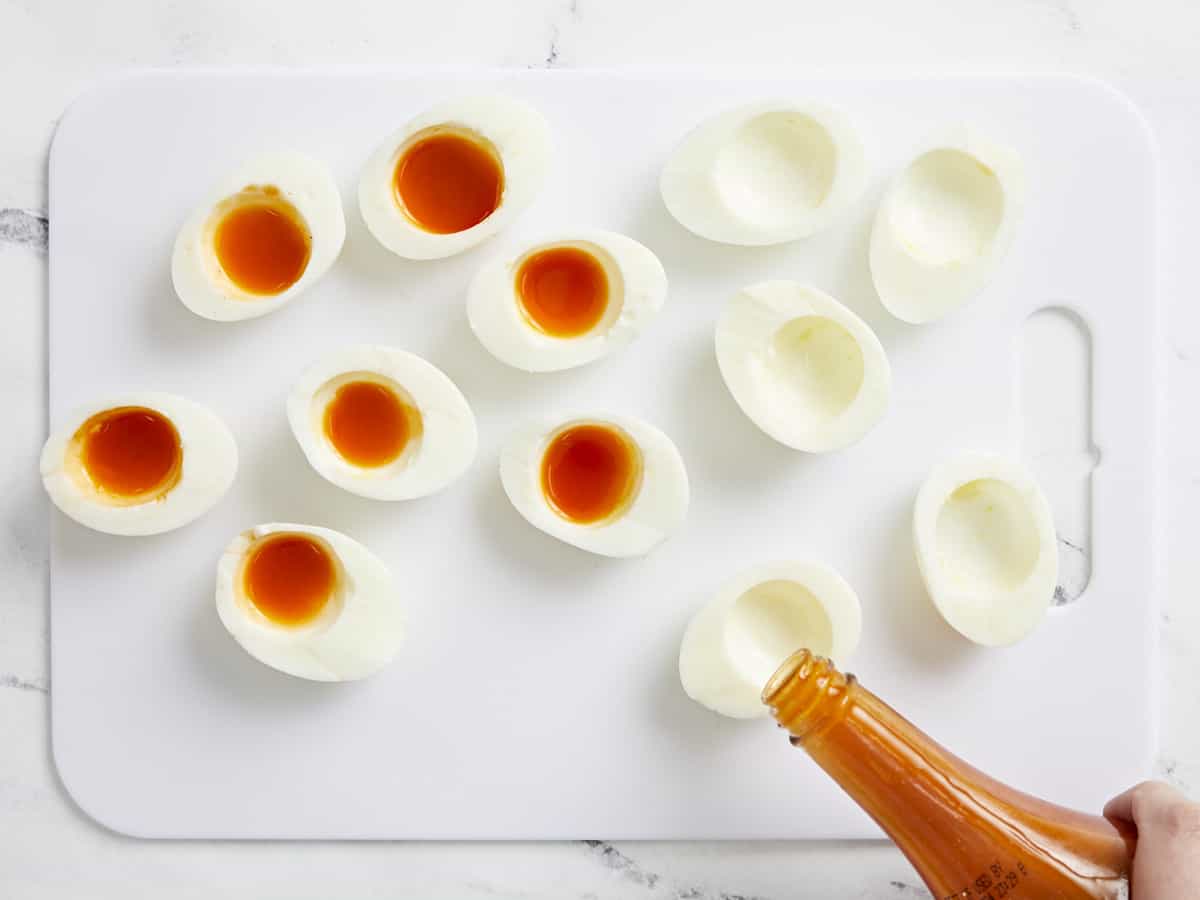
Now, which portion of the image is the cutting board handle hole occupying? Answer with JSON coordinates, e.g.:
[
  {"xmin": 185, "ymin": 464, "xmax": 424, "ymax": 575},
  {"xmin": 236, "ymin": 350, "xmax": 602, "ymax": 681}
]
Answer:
[{"xmin": 1019, "ymin": 306, "xmax": 1097, "ymax": 606}]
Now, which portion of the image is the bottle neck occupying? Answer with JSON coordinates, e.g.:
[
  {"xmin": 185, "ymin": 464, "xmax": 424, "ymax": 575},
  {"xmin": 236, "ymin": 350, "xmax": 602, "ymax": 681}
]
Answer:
[
  {"xmin": 763, "ymin": 647, "xmax": 858, "ymax": 744},
  {"xmin": 763, "ymin": 651, "xmax": 1132, "ymax": 900}
]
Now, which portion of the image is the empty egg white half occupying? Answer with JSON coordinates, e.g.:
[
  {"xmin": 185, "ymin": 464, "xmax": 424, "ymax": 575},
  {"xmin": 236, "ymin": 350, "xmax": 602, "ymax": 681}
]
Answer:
[
  {"xmin": 215, "ymin": 523, "xmax": 404, "ymax": 682},
  {"xmin": 871, "ymin": 130, "xmax": 1024, "ymax": 324},
  {"xmin": 914, "ymin": 453, "xmax": 1057, "ymax": 646},
  {"xmin": 679, "ymin": 561, "xmax": 862, "ymax": 719},
  {"xmin": 172, "ymin": 151, "xmax": 346, "ymax": 322},
  {"xmin": 358, "ymin": 95, "xmax": 552, "ymax": 260},
  {"xmin": 500, "ymin": 414, "xmax": 689, "ymax": 558},
  {"xmin": 40, "ymin": 392, "xmax": 237, "ymax": 536},
  {"xmin": 660, "ymin": 101, "xmax": 866, "ymax": 246},
  {"xmin": 716, "ymin": 281, "xmax": 890, "ymax": 452},
  {"xmin": 287, "ymin": 345, "xmax": 477, "ymax": 501},
  {"xmin": 467, "ymin": 230, "xmax": 668, "ymax": 372}
]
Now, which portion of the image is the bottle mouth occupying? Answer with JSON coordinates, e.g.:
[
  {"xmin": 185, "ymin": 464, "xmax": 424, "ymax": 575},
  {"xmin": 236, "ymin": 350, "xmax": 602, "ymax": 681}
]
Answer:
[{"xmin": 761, "ymin": 648, "xmax": 816, "ymax": 709}]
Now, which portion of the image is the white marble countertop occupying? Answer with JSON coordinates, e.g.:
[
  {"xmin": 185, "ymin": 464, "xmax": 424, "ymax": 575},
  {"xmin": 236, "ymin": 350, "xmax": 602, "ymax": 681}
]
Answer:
[{"xmin": 3, "ymin": 1, "xmax": 1200, "ymax": 897}]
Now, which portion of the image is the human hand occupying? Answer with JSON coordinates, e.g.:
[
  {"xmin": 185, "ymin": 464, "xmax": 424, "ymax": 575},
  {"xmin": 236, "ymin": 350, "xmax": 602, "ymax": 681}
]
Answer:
[{"xmin": 1104, "ymin": 781, "xmax": 1200, "ymax": 899}]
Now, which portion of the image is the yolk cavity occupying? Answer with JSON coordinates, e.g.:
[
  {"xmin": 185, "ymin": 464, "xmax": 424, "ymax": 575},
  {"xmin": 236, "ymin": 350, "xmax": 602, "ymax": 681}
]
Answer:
[
  {"xmin": 394, "ymin": 129, "xmax": 504, "ymax": 234},
  {"xmin": 516, "ymin": 246, "xmax": 609, "ymax": 337},
  {"xmin": 76, "ymin": 407, "xmax": 182, "ymax": 500},
  {"xmin": 323, "ymin": 380, "xmax": 419, "ymax": 468},
  {"xmin": 214, "ymin": 186, "xmax": 312, "ymax": 296},
  {"xmin": 243, "ymin": 533, "xmax": 336, "ymax": 627},
  {"xmin": 540, "ymin": 423, "xmax": 640, "ymax": 524}
]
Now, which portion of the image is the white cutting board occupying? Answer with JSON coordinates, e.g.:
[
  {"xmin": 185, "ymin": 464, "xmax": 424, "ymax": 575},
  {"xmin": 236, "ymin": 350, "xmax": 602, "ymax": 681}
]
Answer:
[{"xmin": 48, "ymin": 70, "xmax": 1160, "ymax": 839}]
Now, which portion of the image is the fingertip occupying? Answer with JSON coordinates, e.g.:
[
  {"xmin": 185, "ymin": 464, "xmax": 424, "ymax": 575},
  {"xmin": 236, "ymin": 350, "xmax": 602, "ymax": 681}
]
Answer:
[{"xmin": 1103, "ymin": 780, "xmax": 1159, "ymax": 823}]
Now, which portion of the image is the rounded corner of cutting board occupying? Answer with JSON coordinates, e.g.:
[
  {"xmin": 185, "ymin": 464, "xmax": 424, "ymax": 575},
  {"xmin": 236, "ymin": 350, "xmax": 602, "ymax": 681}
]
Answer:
[
  {"xmin": 51, "ymin": 715, "xmax": 160, "ymax": 840},
  {"xmin": 1045, "ymin": 74, "xmax": 1159, "ymax": 168},
  {"xmin": 50, "ymin": 70, "xmax": 170, "ymax": 184}
]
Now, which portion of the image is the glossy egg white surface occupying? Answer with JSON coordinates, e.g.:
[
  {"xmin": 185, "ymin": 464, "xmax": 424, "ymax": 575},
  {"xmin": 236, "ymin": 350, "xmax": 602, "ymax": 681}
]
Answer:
[
  {"xmin": 914, "ymin": 453, "xmax": 1058, "ymax": 646},
  {"xmin": 287, "ymin": 346, "xmax": 477, "ymax": 501},
  {"xmin": 171, "ymin": 151, "xmax": 345, "ymax": 322},
  {"xmin": 716, "ymin": 281, "xmax": 891, "ymax": 453},
  {"xmin": 358, "ymin": 95, "xmax": 552, "ymax": 260},
  {"xmin": 660, "ymin": 101, "xmax": 865, "ymax": 246},
  {"xmin": 467, "ymin": 230, "xmax": 667, "ymax": 372},
  {"xmin": 679, "ymin": 560, "xmax": 862, "ymax": 719},
  {"xmin": 40, "ymin": 391, "xmax": 237, "ymax": 536},
  {"xmin": 500, "ymin": 414, "xmax": 689, "ymax": 558},
  {"xmin": 871, "ymin": 129, "xmax": 1025, "ymax": 324},
  {"xmin": 215, "ymin": 522, "xmax": 404, "ymax": 682}
]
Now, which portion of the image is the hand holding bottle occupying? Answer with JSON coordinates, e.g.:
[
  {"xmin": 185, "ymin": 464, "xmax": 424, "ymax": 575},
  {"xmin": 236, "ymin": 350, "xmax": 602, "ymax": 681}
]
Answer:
[{"xmin": 1104, "ymin": 781, "xmax": 1200, "ymax": 900}]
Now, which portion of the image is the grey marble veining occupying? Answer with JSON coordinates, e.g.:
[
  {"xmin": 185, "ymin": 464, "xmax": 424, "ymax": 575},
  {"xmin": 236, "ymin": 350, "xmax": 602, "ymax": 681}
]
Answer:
[
  {"xmin": 580, "ymin": 841, "xmax": 774, "ymax": 900},
  {"xmin": 0, "ymin": 673, "xmax": 48, "ymax": 693},
  {"xmin": 0, "ymin": 208, "xmax": 48, "ymax": 253}
]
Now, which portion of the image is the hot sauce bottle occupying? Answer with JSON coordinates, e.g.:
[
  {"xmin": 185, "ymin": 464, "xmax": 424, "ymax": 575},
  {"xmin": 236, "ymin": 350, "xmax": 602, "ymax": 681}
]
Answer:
[{"xmin": 764, "ymin": 651, "xmax": 1135, "ymax": 899}]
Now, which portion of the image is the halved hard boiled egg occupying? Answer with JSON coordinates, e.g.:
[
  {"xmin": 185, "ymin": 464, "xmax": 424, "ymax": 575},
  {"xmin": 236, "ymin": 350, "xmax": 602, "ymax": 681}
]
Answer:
[
  {"xmin": 679, "ymin": 561, "xmax": 862, "ymax": 719},
  {"xmin": 660, "ymin": 101, "xmax": 866, "ymax": 246},
  {"xmin": 467, "ymin": 230, "xmax": 667, "ymax": 372},
  {"xmin": 172, "ymin": 152, "xmax": 345, "ymax": 322},
  {"xmin": 500, "ymin": 415, "xmax": 689, "ymax": 558},
  {"xmin": 287, "ymin": 346, "xmax": 477, "ymax": 501},
  {"xmin": 41, "ymin": 392, "xmax": 237, "ymax": 536},
  {"xmin": 914, "ymin": 453, "xmax": 1057, "ymax": 646},
  {"xmin": 870, "ymin": 130, "xmax": 1024, "ymax": 324},
  {"xmin": 716, "ymin": 282, "xmax": 890, "ymax": 452},
  {"xmin": 358, "ymin": 95, "xmax": 552, "ymax": 260},
  {"xmin": 215, "ymin": 523, "xmax": 404, "ymax": 682}
]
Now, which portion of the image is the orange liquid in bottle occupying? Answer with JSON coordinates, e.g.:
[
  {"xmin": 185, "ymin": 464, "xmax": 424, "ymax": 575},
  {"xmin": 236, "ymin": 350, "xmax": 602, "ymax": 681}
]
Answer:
[
  {"xmin": 394, "ymin": 129, "xmax": 503, "ymax": 234},
  {"xmin": 764, "ymin": 651, "xmax": 1134, "ymax": 900},
  {"xmin": 242, "ymin": 533, "xmax": 336, "ymax": 627},
  {"xmin": 77, "ymin": 406, "xmax": 182, "ymax": 500},
  {"xmin": 214, "ymin": 187, "xmax": 311, "ymax": 295},
  {"xmin": 540, "ymin": 423, "xmax": 640, "ymax": 524},
  {"xmin": 516, "ymin": 246, "xmax": 609, "ymax": 337}
]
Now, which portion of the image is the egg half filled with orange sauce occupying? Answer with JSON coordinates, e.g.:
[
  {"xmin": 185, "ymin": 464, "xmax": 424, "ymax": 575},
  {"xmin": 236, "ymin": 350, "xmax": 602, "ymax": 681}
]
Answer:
[
  {"xmin": 172, "ymin": 151, "xmax": 345, "ymax": 321},
  {"xmin": 287, "ymin": 346, "xmax": 477, "ymax": 500},
  {"xmin": 40, "ymin": 392, "xmax": 238, "ymax": 535},
  {"xmin": 358, "ymin": 95, "xmax": 551, "ymax": 260},
  {"xmin": 468, "ymin": 230, "xmax": 668, "ymax": 372},
  {"xmin": 500, "ymin": 414, "xmax": 689, "ymax": 558},
  {"xmin": 215, "ymin": 523, "xmax": 404, "ymax": 682}
]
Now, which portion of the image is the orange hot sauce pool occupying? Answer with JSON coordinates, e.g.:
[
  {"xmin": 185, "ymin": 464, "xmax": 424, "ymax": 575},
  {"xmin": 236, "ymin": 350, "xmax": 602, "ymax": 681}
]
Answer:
[
  {"xmin": 323, "ymin": 380, "xmax": 418, "ymax": 468},
  {"xmin": 394, "ymin": 129, "xmax": 504, "ymax": 234},
  {"xmin": 76, "ymin": 407, "xmax": 182, "ymax": 500},
  {"xmin": 243, "ymin": 533, "xmax": 336, "ymax": 627},
  {"xmin": 540, "ymin": 424, "xmax": 640, "ymax": 524},
  {"xmin": 515, "ymin": 246, "xmax": 609, "ymax": 337},
  {"xmin": 213, "ymin": 186, "xmax": 312, "ymax": 296}
]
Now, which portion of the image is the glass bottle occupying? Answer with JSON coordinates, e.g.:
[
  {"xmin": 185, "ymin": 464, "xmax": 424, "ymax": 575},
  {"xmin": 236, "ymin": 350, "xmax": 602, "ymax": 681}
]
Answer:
[{"xmin": 763, "ymin": 650, "xmax": 1135, "ymax": 900}]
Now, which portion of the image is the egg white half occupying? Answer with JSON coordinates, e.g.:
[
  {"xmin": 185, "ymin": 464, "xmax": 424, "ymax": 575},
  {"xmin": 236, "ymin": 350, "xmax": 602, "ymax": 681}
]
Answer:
[
  {"xmin": 914, "ymin": 453, "xmax": 1057, "ymax": 646},
  {"xmin": 215, "ymin": 522, "xmax": 404, "ymax": 682},
  {"xmin": 467, "ymin": 230, "xmax": 667, "ymax": 372},
  {"xmin": 288, "ymin": 345, "xmax": 477, "ymax": 501},
  {"xmin": 679, "ymin": 560, "xmax": 862, "ymax": 719},
  {"xmin": 500, "ymin": 414, "xmax": 689, "ymax": 558},
  {"xmin": 716, "ymin": 281, "xmax": 891, "ymax": 453},
  {"xmin": 660, "ymin": 101, "xmax": 866, "ymax": 246},
  {"xmin": 871, "ymin": 129, "xmax": 1025, "ymax": 324},
  {"xmin": 172, "ymin": 151, "xmax": 346, "ymax": 322},
  {"xmin": 40, "ymin": 391, "xmax": 238, "ymax": 536},
  {"xmin": 358, "ymin": 95, "xmax": 552, "ymax": 260}
]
